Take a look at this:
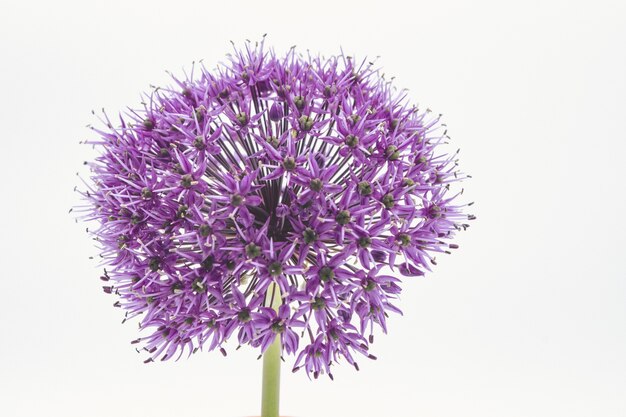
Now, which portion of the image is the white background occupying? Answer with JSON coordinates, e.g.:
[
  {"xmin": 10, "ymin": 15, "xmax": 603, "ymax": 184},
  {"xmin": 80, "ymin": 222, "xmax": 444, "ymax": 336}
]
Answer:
[{"xmin": 1, "ymin": 1, "xmax": 624, "ymax": 416}]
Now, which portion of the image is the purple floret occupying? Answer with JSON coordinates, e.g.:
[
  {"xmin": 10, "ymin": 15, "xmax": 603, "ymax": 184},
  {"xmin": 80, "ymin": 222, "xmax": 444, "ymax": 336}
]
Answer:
[{"xmin": 78, "ymin": 39, "xmax": 472, "ymax": 378}]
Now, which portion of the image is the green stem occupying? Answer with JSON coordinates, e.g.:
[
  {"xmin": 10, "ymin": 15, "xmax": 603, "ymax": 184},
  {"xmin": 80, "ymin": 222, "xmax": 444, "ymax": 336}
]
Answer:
[{"xmin": 261, "ymin": 283, "xmax": 281, "ymax": 417}]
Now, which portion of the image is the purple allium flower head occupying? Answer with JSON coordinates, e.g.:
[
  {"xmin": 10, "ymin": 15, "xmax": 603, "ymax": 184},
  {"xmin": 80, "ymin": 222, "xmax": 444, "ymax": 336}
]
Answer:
[{"xmin": 79, "ymin": 38, "xmax": 472, "ymax": 379}]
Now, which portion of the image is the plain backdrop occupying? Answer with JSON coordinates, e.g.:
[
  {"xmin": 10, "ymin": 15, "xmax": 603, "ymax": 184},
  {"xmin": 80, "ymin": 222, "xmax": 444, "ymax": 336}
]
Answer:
[{"xmin": 0, "ymin": 1, "xmax": 624, "ymax": 416}]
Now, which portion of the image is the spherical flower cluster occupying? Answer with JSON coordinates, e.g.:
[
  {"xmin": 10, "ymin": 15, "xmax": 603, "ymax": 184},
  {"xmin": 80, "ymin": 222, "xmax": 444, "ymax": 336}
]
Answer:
[{"xmin": 80, "ymin": 40, "xmax": 472, "ymax": 379}]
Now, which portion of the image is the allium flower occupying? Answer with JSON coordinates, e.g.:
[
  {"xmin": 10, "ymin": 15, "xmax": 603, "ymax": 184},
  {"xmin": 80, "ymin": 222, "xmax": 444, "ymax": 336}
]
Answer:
[{"xmin": 79, "ymin": 39, "xmax": 472, "ymax": 379}]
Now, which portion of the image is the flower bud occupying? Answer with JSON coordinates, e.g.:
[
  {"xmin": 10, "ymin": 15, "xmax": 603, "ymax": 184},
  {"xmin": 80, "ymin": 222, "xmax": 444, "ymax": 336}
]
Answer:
[{"xmin": 269, "ymin": 102, "xmax": 284, "ymax": 122}]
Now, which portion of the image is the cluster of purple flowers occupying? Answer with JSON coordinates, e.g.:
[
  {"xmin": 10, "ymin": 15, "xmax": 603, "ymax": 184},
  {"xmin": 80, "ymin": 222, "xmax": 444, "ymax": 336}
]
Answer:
[{"xmin": 80, "ymin": 39, "xmax": 471, "ymax": 379}]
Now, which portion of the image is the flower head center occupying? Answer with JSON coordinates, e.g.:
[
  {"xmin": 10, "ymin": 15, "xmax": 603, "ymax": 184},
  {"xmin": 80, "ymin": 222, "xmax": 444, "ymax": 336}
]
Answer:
[
  {"xmin": 358, "ymin": 237, "xmax": 372, "ymax": 248},
  {"xmin": 198, "ymin": 224, "xmax": 212, "ymax": 237},
  {"xmin": 397, "ymin": 233, "xmax": 411, "ymax": 247},
  {"xmin": 201, "ymin": 255, "xmax": 215, "ymax": 271},
  {"xmin": 271, "ymin": 320, "xmax": 286, "ymax": 333},
  {"xmin": 429, "ymin": 205, "xmax": 442, "ymax": 219},
  {"xmin": 302, "ymin": 227, "xmax": 318, "ymax": 244},
  {"xmin": 345, "ymin": 134, "xmax": 359, "ymax": 148},
  {"xmin": 236, "ymin": 112, "xmax": 248, "ymax": 126},
  {"xmin": 312, "ymin": 296, "xmax": 326, "ymax": 311},
  {"xmin": 148, "ymin": 257, "xmax": 161, "ymax": 272},
  {"xmin": 385, "ymin": 145, "xmax": 400, "ymax": 160},
  {"xmin": 238, "ymin": 308, "xmax": 251, "ymax": 322},
  {"xmin": 357, "ymin": 181, "xmax": 372, "ymax": 196},
  {"xmin": 318, "ymin": 266, "xmax": 334, "ymax": 283},
  {"xmin": 176, "ymin": 204, "xmax": 189, "ymax": 219},
  {"xmin": 382, "ymin": 193, "xmax": 395, "ymax": 209},
  {"xmin": 309, "ymin": 178, "xmax": 323, "ymax": 192},
  {"xmin": 268, "ymin": 261, "xmax": 283, "ymax": 277},
  {"xmin": 294, "ymin": 95, "xmax": 305, "ymax": 110},
  {"xmin": 141, "ymin": 187, "xmax": 153, "ymax": 199},
  {"xmin": 230, "ymin": 193, "xmax": 244, "ymax": 207},
  {"xmin": 193, "ymin": 136, "xmax": 206, "ymax": 150},
  {"xmin": 298, "ymin": 115, "xmax": 314, "ymax": 132},
  {"xmin": 283, "ymin": 156, "xmax": 296, "ymax": 171},
  {"xmin": 335, "ymin": 210, "xmax": 351, "ymax": 225},
  {"xmin": 142, "ymin": 119, "xmax": 154, "ymax": 130},
  {"xmin": 181, "ymin": 174, "xmax": 193, "ymax": 189},
  {"xmin": 364, "ymin": 279, "xmax": 376, "ymax": 291},
  {"xmin": 245, "ymin": 242, "xmax": 261, "ymax": 258},
  {"xmin": 267, "ymin": 135, "xmax": 280, "ymax": 147},
  {"xmin": 192, "ymin": 279, "xmax": 206, "ymax": 293}
]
